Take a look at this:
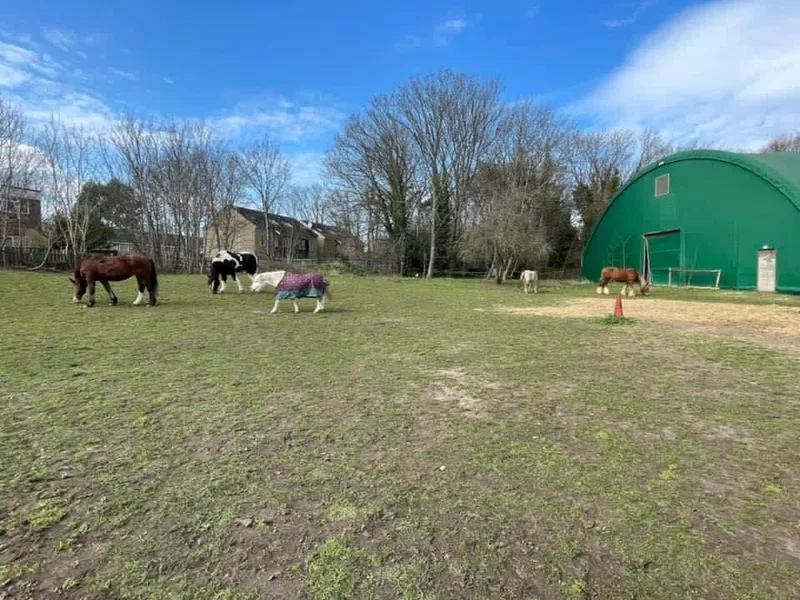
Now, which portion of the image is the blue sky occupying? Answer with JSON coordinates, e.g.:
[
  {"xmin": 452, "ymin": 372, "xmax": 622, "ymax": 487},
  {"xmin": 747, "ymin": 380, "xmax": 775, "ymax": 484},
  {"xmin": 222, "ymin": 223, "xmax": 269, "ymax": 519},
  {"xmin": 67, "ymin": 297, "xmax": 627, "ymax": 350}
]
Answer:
[{"xmin": 2, "ymin": 0, "xmax": 799, "ymax": 183}]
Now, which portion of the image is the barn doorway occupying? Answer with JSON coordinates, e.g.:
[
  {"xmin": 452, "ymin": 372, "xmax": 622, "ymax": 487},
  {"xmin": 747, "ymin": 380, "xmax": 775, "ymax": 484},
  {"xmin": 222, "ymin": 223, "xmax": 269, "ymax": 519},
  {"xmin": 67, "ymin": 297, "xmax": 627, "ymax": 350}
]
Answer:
[
  {"xmin": 756, "ymin": 248, "xmax": 777, "ymax": 292},
  {"xmin": 643, "ymin": 229, "xmax": 681, "ymax": 286}
]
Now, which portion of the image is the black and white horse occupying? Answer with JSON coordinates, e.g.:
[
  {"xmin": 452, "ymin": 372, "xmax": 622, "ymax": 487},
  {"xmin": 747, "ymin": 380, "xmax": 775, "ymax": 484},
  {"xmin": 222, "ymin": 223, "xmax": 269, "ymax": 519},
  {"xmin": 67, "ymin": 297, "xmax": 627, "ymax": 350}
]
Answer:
[{"xmin": 208, "ymin": 250, "xmax": 258, "ymax": 294}]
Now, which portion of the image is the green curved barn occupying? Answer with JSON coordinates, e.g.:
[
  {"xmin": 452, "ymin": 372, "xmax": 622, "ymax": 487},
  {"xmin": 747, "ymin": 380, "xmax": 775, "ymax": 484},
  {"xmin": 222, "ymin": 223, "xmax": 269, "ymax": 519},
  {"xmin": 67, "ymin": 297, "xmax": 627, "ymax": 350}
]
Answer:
[{"xmin": 580, "ymin": 150, "xmax": 800, "ymax": 294}]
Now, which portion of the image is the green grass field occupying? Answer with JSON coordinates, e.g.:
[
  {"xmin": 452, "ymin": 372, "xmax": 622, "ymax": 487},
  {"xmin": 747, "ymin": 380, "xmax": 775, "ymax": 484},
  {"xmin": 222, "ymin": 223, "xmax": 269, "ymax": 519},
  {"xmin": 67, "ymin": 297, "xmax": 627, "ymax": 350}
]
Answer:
[{"xmin": 1, "ymin": 270, "xmax": 799, "ymax": 599}]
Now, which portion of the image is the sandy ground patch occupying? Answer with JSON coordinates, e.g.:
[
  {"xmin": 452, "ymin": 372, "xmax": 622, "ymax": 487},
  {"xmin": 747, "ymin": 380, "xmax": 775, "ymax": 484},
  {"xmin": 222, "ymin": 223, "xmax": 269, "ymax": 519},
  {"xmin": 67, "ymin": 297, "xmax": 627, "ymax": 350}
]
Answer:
[{"xmin": 496, "ymin": 297, "xmax": 800, "ymax": 343}]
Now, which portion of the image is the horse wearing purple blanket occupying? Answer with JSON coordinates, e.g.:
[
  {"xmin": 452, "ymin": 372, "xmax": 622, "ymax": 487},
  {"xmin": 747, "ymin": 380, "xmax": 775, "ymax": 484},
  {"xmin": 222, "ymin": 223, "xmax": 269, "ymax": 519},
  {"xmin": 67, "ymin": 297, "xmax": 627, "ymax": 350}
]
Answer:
[{"xmin": 250, "ymin": 270, "xmax": 332, "ymax": 314}]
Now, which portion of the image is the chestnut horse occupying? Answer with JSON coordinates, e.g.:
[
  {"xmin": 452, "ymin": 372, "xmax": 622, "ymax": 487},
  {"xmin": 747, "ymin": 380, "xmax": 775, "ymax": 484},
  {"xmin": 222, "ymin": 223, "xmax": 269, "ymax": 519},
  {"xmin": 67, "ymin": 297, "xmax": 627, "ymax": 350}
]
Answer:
[
  {"xmin": 70, "ymin": 254, "xmax": 158, "ymax": 307},
  {"xmin": 597, "ymin": 266, "xmax": 650, "ymax": 297}
]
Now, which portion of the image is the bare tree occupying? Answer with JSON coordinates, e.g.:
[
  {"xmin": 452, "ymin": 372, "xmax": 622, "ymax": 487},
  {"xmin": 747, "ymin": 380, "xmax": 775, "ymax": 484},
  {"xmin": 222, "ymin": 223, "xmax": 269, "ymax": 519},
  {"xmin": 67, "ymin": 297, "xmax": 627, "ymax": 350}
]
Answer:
[
  {"xmin": 107, "ymin": 114, "xmax": 167, "ymax": 261},
  {"xmin": 207, "ymin": 152, "xmax": 245, "ymax": 252},
  {"xmin": 325, "ymin": 96, "xmax": 422, "ymax": 275},
  {"xmin": 241, "ymin": 137, "xmax": 291, "ymax": 258},
  {"xmin": 325, "ymin": 188, "xmax": 368, "ymax": 249},
  {"xmin": 394, "ymin": 72, "xmax": 451, "ymax": 278},
  {"xmin": 441, "ymin": 73, "xmax": 504, "ymax": 270},
  {"xmin": 631, "ymin": 128, "xmax": 674, "ymax": 174},
  {"xmin": 289, "ymin": 183, "xmax": 330, "ymax": 223},
  {"xmin": 762, "ymin": 132, "xmax": 800, "ymax": 153},
  {"xmin": 394, "ymin": 69, "xmax": 504, "ymax": 276},
  {"xmin": 565, "ymin": 128, "xmax": 635, "ymax": 239},
  {"xmin": 462, "ymin": 102, "xmax": 566, "ymax": 282},
  {"xmin": 0, "ymin": 95, "xmax": 40, "ymax": 254},
  {"xmin": 38, "ymin": 118, "xmax": 100, "ymax": 264},
  {"xmin": 106, "ymin": 115, "xmax": 236, "ymax": 272}
]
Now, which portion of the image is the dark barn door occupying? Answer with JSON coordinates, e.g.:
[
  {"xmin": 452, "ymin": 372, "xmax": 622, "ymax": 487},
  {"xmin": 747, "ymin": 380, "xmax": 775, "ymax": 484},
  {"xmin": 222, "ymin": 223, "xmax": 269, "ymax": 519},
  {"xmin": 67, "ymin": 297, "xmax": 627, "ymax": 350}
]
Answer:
[{"xmin": 643, "ymin": 230, "xmax": 682, "ymax": 285}]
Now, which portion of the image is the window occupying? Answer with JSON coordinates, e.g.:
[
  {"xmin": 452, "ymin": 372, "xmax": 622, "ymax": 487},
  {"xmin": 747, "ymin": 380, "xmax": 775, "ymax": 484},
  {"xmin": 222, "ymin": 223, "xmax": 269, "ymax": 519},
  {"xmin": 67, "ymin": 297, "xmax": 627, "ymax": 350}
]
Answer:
[
  {"xmin": 0, "ymin": 199, "xmax": 30, "ymax": 214},
  {"xmin": 655, "ymin": 174, "xmax": 670, "ymax": 197}
]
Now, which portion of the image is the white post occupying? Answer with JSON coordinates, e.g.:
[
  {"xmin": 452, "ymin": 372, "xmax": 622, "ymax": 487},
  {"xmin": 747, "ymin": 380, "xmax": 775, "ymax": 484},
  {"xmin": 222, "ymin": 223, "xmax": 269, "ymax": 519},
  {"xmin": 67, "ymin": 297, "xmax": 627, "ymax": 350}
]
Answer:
[{"xmin": 668, "ymin": 267, "xmax": 672, "ymax": 287}]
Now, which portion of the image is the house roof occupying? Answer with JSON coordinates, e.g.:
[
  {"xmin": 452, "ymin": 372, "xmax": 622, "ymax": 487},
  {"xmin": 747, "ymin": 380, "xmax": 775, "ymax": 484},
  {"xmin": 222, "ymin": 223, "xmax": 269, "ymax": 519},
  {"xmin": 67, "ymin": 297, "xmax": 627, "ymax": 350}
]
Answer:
[
  {"xmin": 233, "ymin": 206, "xmax": 305, "ymax": 231},
  {"xmin": 230, "ymin": 205, "xmax": 356, "ymax": 241},
  {"xmin": 1, "ymin": 184, "xmax": 42, "ymax": 199},
  {"xmin": 304, "ymin": 221, "xmax": 353, "ymax": 244}
]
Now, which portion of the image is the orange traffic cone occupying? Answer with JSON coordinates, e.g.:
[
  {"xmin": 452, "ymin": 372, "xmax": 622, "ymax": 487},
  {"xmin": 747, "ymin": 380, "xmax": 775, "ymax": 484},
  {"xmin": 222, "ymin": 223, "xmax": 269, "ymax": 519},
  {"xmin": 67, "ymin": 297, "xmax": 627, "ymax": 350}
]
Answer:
[{"xmin": 614, "ymin": 293, "xmax": 624, "ymax": 317}]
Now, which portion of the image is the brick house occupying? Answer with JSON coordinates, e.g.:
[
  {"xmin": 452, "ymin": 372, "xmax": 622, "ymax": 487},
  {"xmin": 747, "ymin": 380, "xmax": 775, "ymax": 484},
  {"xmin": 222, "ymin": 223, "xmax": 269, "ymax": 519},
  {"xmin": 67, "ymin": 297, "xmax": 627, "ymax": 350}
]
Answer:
[
  {"xmin": 0, "ymin": 185, "xmax": 45, "ymax": 249},
  {"xmin": 204, "ymin": 205, "xmax": 362, "ymax": 261}
]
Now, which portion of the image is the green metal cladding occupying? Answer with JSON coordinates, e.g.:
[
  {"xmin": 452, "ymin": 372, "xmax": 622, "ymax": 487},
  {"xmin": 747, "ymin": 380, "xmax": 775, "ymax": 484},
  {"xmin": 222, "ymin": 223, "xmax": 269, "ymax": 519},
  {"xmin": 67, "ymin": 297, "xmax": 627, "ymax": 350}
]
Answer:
[{"xmin": 580, "ymin": 150, "xmax": 800, "ymax": 294}]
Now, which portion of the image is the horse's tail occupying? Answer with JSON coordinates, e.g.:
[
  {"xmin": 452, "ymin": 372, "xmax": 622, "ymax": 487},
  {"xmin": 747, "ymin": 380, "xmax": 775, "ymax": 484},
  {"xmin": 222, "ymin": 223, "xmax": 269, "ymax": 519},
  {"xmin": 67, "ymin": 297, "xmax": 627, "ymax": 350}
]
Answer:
[
  {"xmin": 148, "ymin": 259, "xmax": 158, "ymax": 294},
  {"xmin": 323, "ymin": 277, "xmax": 332, "ymax": 299}
]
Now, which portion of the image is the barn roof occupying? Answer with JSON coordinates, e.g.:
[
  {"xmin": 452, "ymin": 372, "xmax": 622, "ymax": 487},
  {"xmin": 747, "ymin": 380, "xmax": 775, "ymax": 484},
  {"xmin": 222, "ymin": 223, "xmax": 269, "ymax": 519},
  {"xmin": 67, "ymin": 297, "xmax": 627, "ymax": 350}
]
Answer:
[
  {"xmin": 640, "ymin": 149, "xmax": 800, "ymax": 213},
  {"xmin": 582, "ymin": 149, "xmax": 800, "ymax": 255}
]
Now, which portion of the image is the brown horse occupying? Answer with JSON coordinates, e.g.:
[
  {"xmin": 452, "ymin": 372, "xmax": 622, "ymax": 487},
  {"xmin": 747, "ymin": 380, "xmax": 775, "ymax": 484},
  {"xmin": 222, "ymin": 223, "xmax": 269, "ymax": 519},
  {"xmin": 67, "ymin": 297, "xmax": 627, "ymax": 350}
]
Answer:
[
  {"xmin": 70, "ymin": 254, "xmax": 158, "ymax": 307},
  {"xmin": 597, "ymin": 266, "xmax": 650, "ymax": 297}
]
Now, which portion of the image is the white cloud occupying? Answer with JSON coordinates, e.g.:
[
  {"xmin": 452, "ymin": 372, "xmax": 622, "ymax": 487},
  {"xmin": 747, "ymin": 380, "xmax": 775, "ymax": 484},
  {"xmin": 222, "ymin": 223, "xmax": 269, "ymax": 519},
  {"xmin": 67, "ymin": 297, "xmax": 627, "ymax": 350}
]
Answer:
[
  {"xmin": 108, "ymin": 67, "xmax": 137, "ymax": 81},
  {"xmin": 397, "ymin": 15, "xmax": 475, "ymax": 50},
  {"xmin": 602, "ymin": 0, "xmax": 656, "ymax": 28},
  {"xmin": 575, "ymin": 0, "xmax": 800, "ymax": 149},
  {"xmin": 163, "ymin": 76, "xmax": 174, "ymax": 85},
  {"xmin": 439, "ymin": 19, "xmax": 467, "ymax": 33},
  {"xmin": 41, "ymin": 27, "xmax": 75, "ymax": 52},
  {"xmin": 0, "ymin": 32, "xmax": 115, "ymax": 134},
  {"xmin": 0, "ymin": 41, "xmax": 61, "ymax": 78},
  {"xmin": 286, "ymin": 152, "xmax": 325, "ymax": 186},
  {"xmin": 40, "ymin": 27, "xmax": 100, "ymax": 54},
  {"xmin": 211, "ymin": 95, "xmax": 345, "ymax": 143},
  {"xmin": 0, "ymin": 63, "xmax": 31, "ymax": 87},
  {"xmin": 19, "ymin": 90, "xmax": 116, "ymax": 133},
  {"xmin": 434, "ymin": 16, "xmax": 472, "ymax": 46}
]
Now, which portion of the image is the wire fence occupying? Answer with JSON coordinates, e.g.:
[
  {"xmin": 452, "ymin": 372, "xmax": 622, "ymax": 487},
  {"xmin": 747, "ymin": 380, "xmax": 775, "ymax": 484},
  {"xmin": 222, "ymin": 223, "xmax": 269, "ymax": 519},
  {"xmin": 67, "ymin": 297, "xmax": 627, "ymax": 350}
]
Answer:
[{"xmin": 1, "ymin": 247, "xmax": 583, "ymax": 282}]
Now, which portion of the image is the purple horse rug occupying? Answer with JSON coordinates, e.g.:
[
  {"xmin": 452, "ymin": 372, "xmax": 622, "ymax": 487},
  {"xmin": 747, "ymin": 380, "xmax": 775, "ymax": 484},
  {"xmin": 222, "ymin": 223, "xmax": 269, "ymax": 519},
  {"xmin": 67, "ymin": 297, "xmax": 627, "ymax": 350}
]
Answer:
[{"xmin": 275, "ymin": 272, "xmax": 327, "ymax": 300}]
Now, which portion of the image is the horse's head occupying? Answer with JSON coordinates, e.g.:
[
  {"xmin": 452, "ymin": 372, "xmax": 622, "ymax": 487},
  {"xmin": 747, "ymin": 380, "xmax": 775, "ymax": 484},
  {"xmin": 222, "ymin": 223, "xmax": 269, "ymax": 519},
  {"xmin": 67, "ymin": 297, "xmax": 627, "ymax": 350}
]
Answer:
[{"xmin": 69, "ymin": 269, "xmax": 87, "ymax": 302}]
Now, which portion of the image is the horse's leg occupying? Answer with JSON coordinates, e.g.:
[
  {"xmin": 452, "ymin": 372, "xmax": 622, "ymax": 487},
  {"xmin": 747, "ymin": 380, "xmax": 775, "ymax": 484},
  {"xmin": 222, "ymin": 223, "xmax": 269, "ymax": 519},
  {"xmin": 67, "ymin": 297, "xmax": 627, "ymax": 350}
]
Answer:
[
  {"xmin": 292, "ymin": 300, "xmax": 300, "ymax": 313},
  {"xmin": 219, "ymin": 274, "xmax": 227, "ymax": 294},
  {"xmin": 234, "ymin": 273, "xmax": 243, "ymax": 294},
  {"xmin": 147, "ymin": 277, "xmax": 157, "ymax": 306},
  {"xmin": 270, "ymin": 298, "xmax": 280, "ymax": 314},
  {"xmin": 100, "ymin": 280, "xmax": 118, "ymax": 305},
  {"xmin": 603, "ymin": 282, "xmax": 610, "ymax": 294},
  {"xmin": 86, "ymin": 279, "xmax": 97, "ymax": 307},
  {"xmin": 133, "ymin": 276, "xmax": 146, "ymax": 305},
  {"xmin": 597, "ymin": 278, "xmax": 606, "ymax": 294}
]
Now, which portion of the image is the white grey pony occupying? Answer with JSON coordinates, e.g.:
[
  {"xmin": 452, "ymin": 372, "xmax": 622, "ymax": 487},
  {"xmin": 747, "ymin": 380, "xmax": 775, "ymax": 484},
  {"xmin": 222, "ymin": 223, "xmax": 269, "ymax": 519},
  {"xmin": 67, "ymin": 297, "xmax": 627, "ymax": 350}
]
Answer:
[{"xmin": 520, "ymin": 269, "xmax": 539, "ymax": 294}]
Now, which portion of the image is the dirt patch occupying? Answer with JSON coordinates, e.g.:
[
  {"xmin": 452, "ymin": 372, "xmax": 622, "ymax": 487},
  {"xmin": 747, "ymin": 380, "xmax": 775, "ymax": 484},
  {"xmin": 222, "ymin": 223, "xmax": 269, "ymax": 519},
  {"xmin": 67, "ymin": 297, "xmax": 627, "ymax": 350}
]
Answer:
[
  {"xmin": 422, "ymin": 368, "xmax": 509, "ymax": 420},
  {"xmin": 497, "ymin": 298, "xmax": 800, "ymax": 348}
]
